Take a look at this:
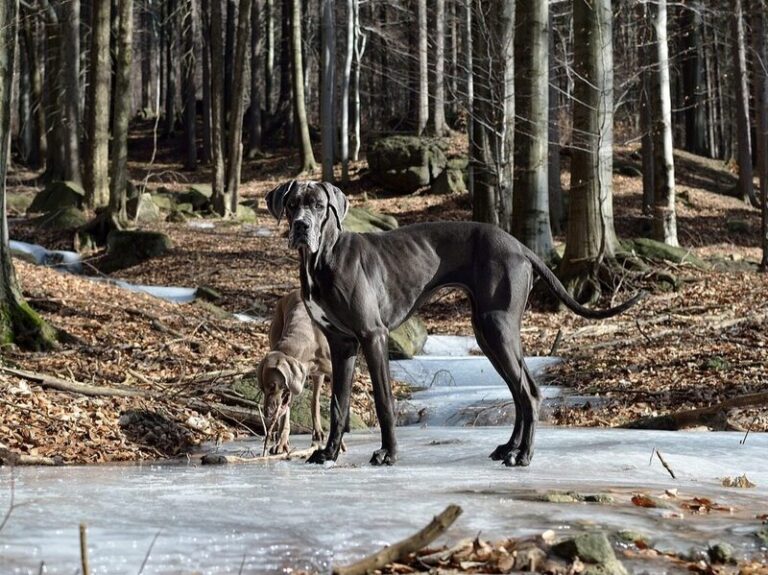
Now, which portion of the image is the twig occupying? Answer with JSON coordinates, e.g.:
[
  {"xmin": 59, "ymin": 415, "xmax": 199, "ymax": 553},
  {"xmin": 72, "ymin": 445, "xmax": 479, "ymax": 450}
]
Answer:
[
  {"xmin": 740, "ymin": 414, "xmax": 759, "ymax": 445},
  {"xmin": 549, "ymin": 329, "xmax": 563, "ymax": 356},
  {"xmin": 238, "ymin": 553, "xmax": 247, "ymax": 575},
  {"xmin": 634, "ymin": 318, "xmax": 653, "ymax": 345},
  {"xmin": 0, "ymin": 468, "xmax": 15, "ymax": 533},
  {"xmin": 332, "ymin": 505, "xmax": 463, "ymax": 575},
  {"xmin": 655, "ymin": 450, "xmax": 676, "ymax": 479},
  {"xmin": 80, "ymin": 523, "xmax": 91, "ymax": 575},
  {"xmin": 137, "ymin": 529, "xmax": 162, "ymax": 575},
  {"xmin": 0, "ymin": 366, "xmax": 149, "ymax": 398}
]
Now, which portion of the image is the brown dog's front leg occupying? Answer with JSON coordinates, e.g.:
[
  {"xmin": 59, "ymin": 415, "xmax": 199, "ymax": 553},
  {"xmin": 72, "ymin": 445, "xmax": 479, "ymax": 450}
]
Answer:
[
  {"xmin": 311, "ymin": 374, "xmax": 325, "ymax": 444},
  {"xmin": 307, "ymin": 334, "xmax": 358, "ymax": 464},
  {"xmin": 270, "ymin": 407, "xmax": 291, "ymax": 454}
]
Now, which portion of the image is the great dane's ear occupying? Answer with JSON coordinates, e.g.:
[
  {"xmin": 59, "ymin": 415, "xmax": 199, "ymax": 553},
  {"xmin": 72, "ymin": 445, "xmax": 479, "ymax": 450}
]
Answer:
[
  {"xmin": 317, "ymin": 182, "xmax": 349, "ymax": 231},
  {"xmin": 265, "ymin": 180, "xmax": 298, "ymax": 222},
  {"xmin": 276, "ymin": 355, "xmax": 308, "ymax": 396}
]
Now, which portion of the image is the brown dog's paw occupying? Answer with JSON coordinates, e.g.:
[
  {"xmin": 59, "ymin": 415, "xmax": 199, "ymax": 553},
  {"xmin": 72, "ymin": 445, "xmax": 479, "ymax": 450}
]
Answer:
[
  {"xmin": 311, "ymin": 429, "xmax": 325, "ymax": 444},
  {"xmin": 269, "ymin": 442, "xmax": 290, "ymax": 455},
  {"xmin": 369, "ymin": 448, "xmax": 395, "ymax": 466}
]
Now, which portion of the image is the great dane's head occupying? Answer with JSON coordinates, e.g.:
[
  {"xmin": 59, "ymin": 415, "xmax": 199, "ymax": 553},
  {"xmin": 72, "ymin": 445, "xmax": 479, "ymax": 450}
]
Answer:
[
  {"xmin": 257, "ymin": 350, "xmax": 308, "ymax": 431},
  {"xmin": 265, "ymin": 180, "xmax": 349, "ymax": 253}
]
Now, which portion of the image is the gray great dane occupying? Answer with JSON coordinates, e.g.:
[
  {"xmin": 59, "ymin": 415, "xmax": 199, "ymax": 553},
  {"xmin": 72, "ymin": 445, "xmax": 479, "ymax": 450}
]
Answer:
[{"xmin": 266, "ymin": 180, "xmax": 643, "ymax": 467}]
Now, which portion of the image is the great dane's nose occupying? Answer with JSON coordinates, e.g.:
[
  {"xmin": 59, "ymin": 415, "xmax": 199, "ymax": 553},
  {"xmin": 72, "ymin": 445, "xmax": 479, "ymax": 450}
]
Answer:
[{"xmin": 293, "ymin": 219, "xmax": 309, "ymax": 233}]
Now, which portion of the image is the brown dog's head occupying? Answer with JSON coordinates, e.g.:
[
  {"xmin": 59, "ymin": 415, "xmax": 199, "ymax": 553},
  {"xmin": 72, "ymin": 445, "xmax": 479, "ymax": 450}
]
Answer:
[
  {"xmin": 265, "ymin": 181, "xmax": 349, "ymax": 253},
  {"xmin": 257, "ymin": 351, "xmax": 309, "ymax": 429}
]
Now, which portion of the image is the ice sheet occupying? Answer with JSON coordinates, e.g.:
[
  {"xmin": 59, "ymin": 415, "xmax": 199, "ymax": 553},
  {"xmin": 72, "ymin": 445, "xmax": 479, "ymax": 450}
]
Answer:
[
  {"xmin": 9, "ymin": 240, "xmax": 82, "ymax": 273},
  {"xmin": 1, "ymin": 428, "xmax": 766, "ymax": 574}
]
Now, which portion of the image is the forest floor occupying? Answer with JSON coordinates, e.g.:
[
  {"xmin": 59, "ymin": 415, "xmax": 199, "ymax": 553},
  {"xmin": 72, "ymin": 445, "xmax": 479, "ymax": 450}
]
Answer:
[{"xmin": 1, "ymin": 127, "xmax": 767, "ymax": 465}]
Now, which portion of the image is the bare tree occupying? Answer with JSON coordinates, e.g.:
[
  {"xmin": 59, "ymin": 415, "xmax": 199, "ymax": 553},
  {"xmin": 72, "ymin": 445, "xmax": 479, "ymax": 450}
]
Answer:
[
  {"xmin": 340, "ymin": 0, "xmax": 354, "ymax": 182},
  {"xmin": 264, "ymin": 0, "xmax": 275, "ymax": 113},
  {"xmin": 164, "ymin": 0, "xmax": 178, "ymax": 136},
  {"xmin": 182, "ymin": 0, "xmax": 197, "ymax": 170},
  {"xmin": 0, "ymin": 0, "xmax": 57, "ymax": 350},
  {"xmin": 321, "ymin": 0, "xmax": 335, "ymax": 180},
  {"xmin": 247, "ymin": 0, "xmax": 263, "ymax": 158},
  {"xmin": 209, "ymin": 0, "xmax": 227, "ymax": 208},
  {"xmin": 753, "ymin": 0, "xmax": 768, "ymax": 270},
  {"xmin": 417, "ymin": 0, "xmax": 429, "ymax": 134},
  {"xmin": 294, "ymin": 0, "xmax": 317, "ymax": 173},
  {"xmin": 432, "ymin": 0, "xmax": 448, "ymax": 136},
  {"xmin": 351, "ymin": 0, "xmax": 365, "ymax": 162}
]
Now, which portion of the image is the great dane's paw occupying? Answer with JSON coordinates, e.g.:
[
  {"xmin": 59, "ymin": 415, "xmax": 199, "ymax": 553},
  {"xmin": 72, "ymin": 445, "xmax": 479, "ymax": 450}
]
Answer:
[
  {"xmin": 306, "ymin": 448, "xmax": 331, "ymax": 464},
  {"xmin": 370, "ymin": 448, "xmax": 395, "ymax": 466},
  {"xmin": 489, "ymin": 444, "xmax": 515, "ymax": 461},
  {"xmin": 502, "ymin": 451, "xmax": 532, "ymax": 467}
]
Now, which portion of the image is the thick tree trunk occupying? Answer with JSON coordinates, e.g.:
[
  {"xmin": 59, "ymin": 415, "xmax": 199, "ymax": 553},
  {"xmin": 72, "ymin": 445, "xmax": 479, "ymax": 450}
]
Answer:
[
  {"xmin": 731, "ymin": 0, "xmax": 758, "ymax": 206},
  {"xmin": 141, "ymin": 0, "xmax": 156, "ymax": 113},
  {"xmin": 559, "ymin": 0, "xmax": 620, "ymax": 301},
  {"xmin": 416, "ymin": 0, "xmax": 429, "ymax": 134},
  {"xmin": 225, "ymin": 0, "xmax": 236, "ymax": 114},
  {"xmin": 201, "ymin": 0, "xmax": 212, "ymax": 162},
  {"xmin": 209, "ymin": 0, "xmax": 227, "ymax": 205},
  {"xmin": 84, "ymin": 0, "xmax": 111, "ymax": 209},
  {"xmin": 164, "ymin": 0, "xmax": 178, "ymax": 136},
  {"xmin": 247, "ymin": 0, "xmax": 263, "ymax": 158},
  {"xmin": 432, "ymin": 0, "xmax": 448, "ymax": 136},
  {"xmin": 218, "ymin": 0, "xmax": 252, "ymax": 216},
  {"xmin": 293, "ymin": 0, "xmax": 317, "ymax": 173},
  {"xmin": 264, "ymin": 0, "xmax": 275, "ymax": 113},
  {"xmin": 650, "ymin": 0, "xmax": 678, "ymax": 246},
  {"xmin": 17, "ymin": 20, "xmax": 35, "ymax": 165},
  {"xmin": 0, "ymin": 0, "xmax": 57, "ymax": 351},
  {"xmin": 182, "ymin": 0, "xmax": 197, "ymax": 170},
  {"xmin": 470, "ymin": 0, "xmax": 514, "ymax": 230},
  {"xmin": 753, "ymin": 0, "xmax": 768, "ymax": 270},
  {"xmin": 109, "ymin": 0, "xmax": 133, "ymax": 227},
  {"xmin": 639, "ymin": 1, "xmax": 654, "ymax": 216},
  {"xmin": 61, "ymin": 0, "xmax": 82, "ymax": 184},
  {"xmin": 41, "ymin": 2, "xmax": 65, "ymax": 182},
  {"xmin": 320, "ymin": 0, "xmax": 335, "ymax": 180},
  {"xmin": 681, "ymin": 0, "xmax": 709, "ymax": 157},
  {"xmin": 340, "ymin": 0, "xmax": 353, "ymax": 182},
  {"xmin": 512, "ymin": 0, "xmax": 554, "ymax": 260}
]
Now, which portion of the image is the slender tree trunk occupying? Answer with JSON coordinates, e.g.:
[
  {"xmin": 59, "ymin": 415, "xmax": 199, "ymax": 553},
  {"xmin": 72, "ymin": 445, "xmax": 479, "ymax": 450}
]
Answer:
[
  {"xmin": 351, "ymin": 0, "xmax": 365, "ymax": 162},
  {"xmin": 29, "ymin": 12, "xmax": 47, "ymax": 170},
  {"xmin": 559, "ymin": 0, "xmax": 619, "ymax": 301},
  {"xmin": 201, "ymin": 0, "xmax": 212, "ymax": 162},
  {"xmin": 182, "ymin": 0, "xmax": 197, "ymax": 170},
  {"xmin": 432, "ymin": 0, "xmax": 447, "ymax": 136},
  {"xmin": 470, "ymin": 0, "xmax": 514, "ymax": 230},
  {"xmin": 340, "ymin": 0, "xmax": 353, "ymax": 182},
  {"xmin": 17, "ymin": 20, "xmax": 34, "ymax": 165},
  {"xmin": 209, "ymin": 0, "xmax": 227, "ymax": 204},
  {"xmin": 141, "ymin": 0, "xmax": 155, "ymax": 113},
  {"xmin": 639, "ymin": 1, "xmax": 654, "ymax": 216},
  {"xmin": 732, "ymin": 0, "xmax": 758, "ymax": 206},
  {"xmin": 41, "ymin": 1, "xmax": 65, "ymax": 182},
  {"xmin": 225, "ymin": 0, "xmax": 236, "ymax": 114},
  {"xmin": 0, "ymin": 0, "xmax": 57, "ymax": 350},
  {"xmin": 320, "ymin": 0, "xmax": 335, "ymax": 180},
  {"xmin": 247, "ymin": 0, "xmax": 263, "ymax": 158},
  {"xmin": 547, "ymin": 10, "xmax": 561, "ymax": 235},
  {"xmin": 84, "ymin": 0, "xmax": 111, "ymax": 209},
  {"xmin": 512, "ymin": 0, "xmax": 554, "ymax": 259},
  {"xmin": 61, "ymin": 0, "xmax": 82, "ymax": 184},
  {"xmin": 464, "ymin": 0, "xmax": 473, "ymax": 198},
  {"xmin": 264, "ymin": 0, "xmax": 274, "ymax": 113},
  {"xmin": 753, "ymin": 0, "xmax": 768, "ymax": 270},
  {"xmin": 650, "ymin": 0, "xmax": 678, "ymax": 246},
  {"xmin": 293, "ymin": 0, "xmax": 317, "ymax": 172},
  {"xmin": 417, "ymin": 0, "xmax": 429, "ymax": 134},
  {"xmin": 109, "ymin": 0, "xmax": 133, "ymax": 226},
  {"xmin": 165, "ymin": 0, "xmax": 178, "ymax": 136},
  {"xmin": 219, "ymin": 0, "xmax": 252, "ymax": 216},
  {"xmin": 681, "ymin": 0, "xmax": 709, "ymax": 157}
]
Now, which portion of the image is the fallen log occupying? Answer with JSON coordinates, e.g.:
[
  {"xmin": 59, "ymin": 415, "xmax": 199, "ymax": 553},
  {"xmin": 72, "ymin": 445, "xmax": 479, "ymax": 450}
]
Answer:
[
  {"xmin": 199, "ymin": 447, "xmax": 316, "ymax": 465},
  {"xmin": 332, "ymin": 504, "xmax": 463, "ymax": 575},
  {"xmin": 623, "ymin": 391, "xmax": 768, "ymax": 430},
  {"xmin": 0, "ymin": 366, "xmax": 149, "ymax": 399}
]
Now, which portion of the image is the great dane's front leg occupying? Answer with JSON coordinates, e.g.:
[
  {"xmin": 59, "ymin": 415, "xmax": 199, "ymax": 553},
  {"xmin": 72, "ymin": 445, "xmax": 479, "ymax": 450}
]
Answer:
[
  {"xmin": 361, "ymin": 329, "xmax": 398, "ymax": 466},
  {"xmin": 307, "ymin": 334, "xmax": 358, "ymax": 464}
]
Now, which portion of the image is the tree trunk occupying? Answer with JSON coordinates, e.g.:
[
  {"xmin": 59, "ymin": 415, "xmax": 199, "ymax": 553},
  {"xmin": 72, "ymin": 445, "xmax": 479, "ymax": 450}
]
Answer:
[
  {"xmin": 320, "ymin": 0, "xmax": 335, "ymax": 180},
  {"xmin": 753, "ymin": 0, "xmax": 768, "ymax": 270},
  {"xmin": 28, "ymin": 11, "xmax": 47, "ymax": 170},
  {"xmin": 182, "ymin": 0, "xmax": 197, "ymax": 170},
  {"xmin": 547, "ymin": 10, "xmax": 561, "ymax": 235},
  {"xmin": 340, "ymin": 0, "xmax": 353, "ymax": 182},
  {"xmin": 293, "ymin": 0, "xmax": 317, "ymax": 173},
  {"xmin": 264, "ymin": 0, "xmax": 275, "ymax": 113},
  {"xmin": 351, "ymin": 0, "xmax": 365, "ymax": 162},
  {"xmin": 61, "ymin": 0, "xmax": 82, "ymax": 184},
  {"xmin": 164, "ymin": 0, "xmax": 178, "ymax": 136},
  {"xmin": 464, "ymin": 0, "xmax": 473, "ymax": 198},
  {"xmin": 650, "ymin": 0, "xmax": 678, "ymax": 246},
  {"xmin": 432, "ymin": 0, "xmax": 448, "ymax": 136},
  {"xmin": 0, "ymin": 0, "xmax": 57, "ymax": 351},
  {"xmin": 141, "ymin": 0, "xmax": 156, "ymax": 113},
  {"xmin": 225, "ymin": 0, "xmax": 237, "ymax": 115},
  {"xmin": 219, "ymin": 0, "xmax": 252, "ymax": 216},
  {"xmin": 416, "ymin": 0, "xmax": 429, "ymax": 134},
  {"xmin": 512, "ymin": 0, "xmax": 554, "ymax": 260},
  {"xmin": 109, "ymin": 0, "xmax": 133, "ymax": 227},
  {"xmin": 201, "ymin": 0, "xmax": 212, "ymax": 162},
  {"xmin": 247, "ymin": 0, "xmax": 263, "ymax": 158},
  {"xmin": 681, "ymin": 0, "xmax": 709, "ymax": 157},
  {"xmin": 638, "ymin": 1, "xmax": 654, "ymax": 216},
  {"xmin": 732, "ymin": 0, "xmax": 758, "ymax": 206},
  {"xmin": 559, "ymin": 0, "xmax": 620, "ymax": 301},
  {"xmin": 41, "ymin": 2, "xmax": 65, "ymax": 182},
  {"xmin": 84, "ymin": 0, "xmax": 111, "ymax": 209},
  {"xmin": 209, "ymin": 0, "xmax": 227, "ymax": 205},
  {"xmin": 17, "ymin": 18, "xmax": 34, "ymax": 165},
  {"xmin": 470, "ymin": 0, "xmax": 514, "ymax": 230}
]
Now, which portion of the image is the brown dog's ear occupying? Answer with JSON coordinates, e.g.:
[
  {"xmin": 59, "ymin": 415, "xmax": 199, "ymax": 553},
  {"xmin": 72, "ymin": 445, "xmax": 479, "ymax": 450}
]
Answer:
[
  {"xmin": 265, "ymin": 180, "xmax": 298, "ymax": 222},
  {"xmin": 276, "ymin": 355, "xmax": 308, "ymax": 396},
  {"xmin": 317, "ymin": 182, "xmax": 349, "ymax": 231}
]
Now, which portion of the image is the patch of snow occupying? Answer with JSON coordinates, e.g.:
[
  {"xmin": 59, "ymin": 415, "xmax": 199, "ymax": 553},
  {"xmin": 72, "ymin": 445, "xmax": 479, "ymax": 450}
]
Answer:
[
  {"xmin": 9, "ymin": 240, "xmax": 82, "ymax": 273},
  {"xmin": 186, "ymin": 221, "xmax": 216, "ymax": 229}
]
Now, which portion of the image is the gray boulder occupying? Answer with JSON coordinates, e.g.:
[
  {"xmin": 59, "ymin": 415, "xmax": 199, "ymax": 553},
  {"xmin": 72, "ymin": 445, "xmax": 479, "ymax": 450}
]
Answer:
[
  {"xmin": 178, "ymin": 184, "xmax": 213, "ymax": 210},
  {"xmin": 127, "ymin": 193, "xmax": 162, "ymax": 224},
  {"xmin": 432, "ymin": 168, "xmax": 467, "ymax": 195},
  {"xmin": 388, "ymin": 316, "xmax": 428, "ymax": 359},
  {"xmin": 367, "ymin": 136, "xmax": 449, "ymax": 194},
  {"xmin": 104, "ymin": 230, "xmax": 172, "ymax": 270},
  {"xmin": 343, "ymin": 206, "xmax": 399, "ymax": 233},
  {"xmin": 32, "ymin": 206, "xmax": 88, "ymax": 230},
  {"xmin": 28, "ymin": 180, "xmax": 85, "ymax": 214}
]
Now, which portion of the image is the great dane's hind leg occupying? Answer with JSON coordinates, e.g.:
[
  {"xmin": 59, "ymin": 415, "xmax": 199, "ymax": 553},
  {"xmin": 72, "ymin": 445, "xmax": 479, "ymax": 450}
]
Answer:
[
  {"xmin": 361, "ymin": 328, "xmax": 398, "ymax": 466},
  {"xmin": 474, "ymin": 310, "xmax": 540, "ymax": 467},
  {"xmin": 307, "ymin": 334, "xmax": 358, "ymax": 464}
]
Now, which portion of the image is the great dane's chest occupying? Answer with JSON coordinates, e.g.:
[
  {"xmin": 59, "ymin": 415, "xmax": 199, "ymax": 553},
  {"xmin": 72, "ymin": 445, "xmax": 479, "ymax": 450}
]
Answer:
[{"xmin": 300, "ymin": 258, "xmax": 345, "ymax": 333}]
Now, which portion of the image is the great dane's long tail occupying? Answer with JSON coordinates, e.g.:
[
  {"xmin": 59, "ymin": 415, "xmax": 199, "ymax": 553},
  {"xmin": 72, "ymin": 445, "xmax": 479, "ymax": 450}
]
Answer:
[{"xmin": 523, "ymin": 247, "xmax": 645, "ymax": 319}]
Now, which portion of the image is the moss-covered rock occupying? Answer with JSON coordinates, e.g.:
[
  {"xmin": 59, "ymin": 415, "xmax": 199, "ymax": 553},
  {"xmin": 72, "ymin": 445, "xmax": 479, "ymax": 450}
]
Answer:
[
  {"xmin": 127, "ymin": 193, "xmax": 162, "ymax": 224},
  {"xmin": 708, "ymin": 542, "xmax": 734, "ymax": 564},
  {"xmin": 622, "ymin": 238, "xmax": 707, "ymax": 268},
  {"xmin": 178, "ymin": 183, "xmax": 212, "ymax": 210},
  {"xmin": 552, "ymin": 533, "xmax": 618, "ymax": 565},
  {"xmin": 6, "ymin": 191, "xmax": 34, "ymax": 215},
  {"xmin": 28, "ymin": 180, "xmax": 85, "ymax": 213},
  {"xmin": 367, "ymin": 136, "xmax": 449, "ymax": 194},
  {"xmin": 432, "ymin": 168, "xmax": 467, "ymax": 195},
  {"xmin": 32, "ymin": 206, "xmax": 88, "ymax": 230},
  {"xmin": 236, "ymin": 204, "xmax": 258, "ymax": 222},
  {"xmin": 150, "ymin": 193, "xmax": 176, "ymax": 212},
  {"xmin": 103, "ymin": 230, "xmax": 172, "ymax": 270},
  {"xmin": 388, "ymin": 316, "xmax": 428, "ymax": 359},
  {"xmin": 343, "ymin": 206, "xmax": 399, "ymax": 233}
]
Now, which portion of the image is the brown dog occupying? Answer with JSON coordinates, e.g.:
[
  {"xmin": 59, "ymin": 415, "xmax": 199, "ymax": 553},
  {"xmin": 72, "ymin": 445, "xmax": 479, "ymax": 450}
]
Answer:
[{"xmin": 257, "ymin": 290, "xmax": 332, "ymax": 454}]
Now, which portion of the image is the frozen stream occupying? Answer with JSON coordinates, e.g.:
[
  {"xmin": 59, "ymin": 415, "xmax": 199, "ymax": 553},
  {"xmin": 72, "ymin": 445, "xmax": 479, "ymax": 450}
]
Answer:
[{"xmin": 1, "ymin": 428, "xmax": 767, "ymax": 574}]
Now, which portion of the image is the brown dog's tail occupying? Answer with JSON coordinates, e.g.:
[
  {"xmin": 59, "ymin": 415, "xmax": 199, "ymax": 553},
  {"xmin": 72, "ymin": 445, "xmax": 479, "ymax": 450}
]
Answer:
[{"xmin": 523, "ymin": 246, "xmax": 646, "ymax": 319}]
